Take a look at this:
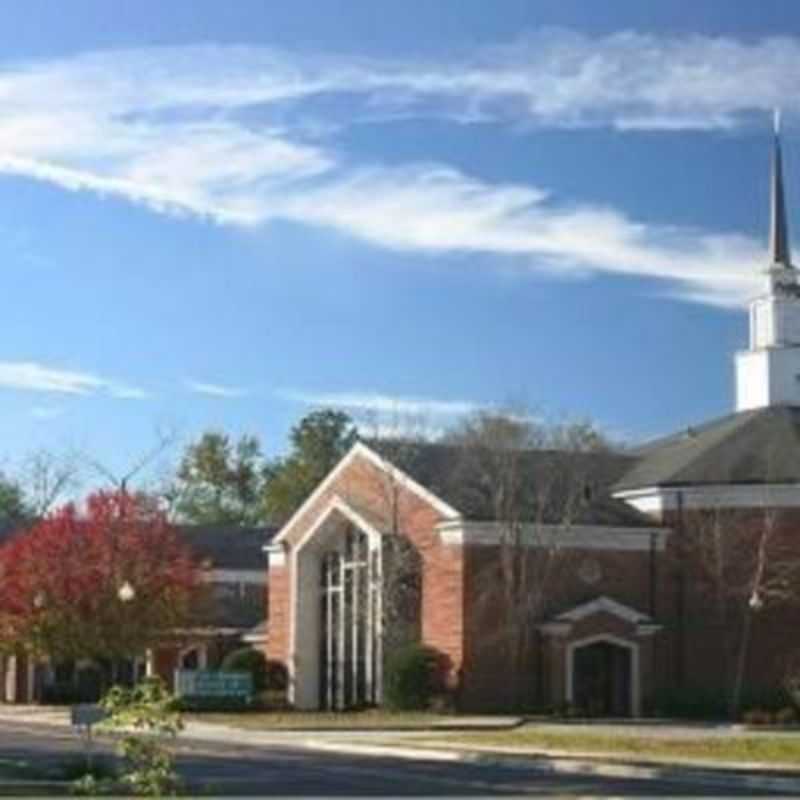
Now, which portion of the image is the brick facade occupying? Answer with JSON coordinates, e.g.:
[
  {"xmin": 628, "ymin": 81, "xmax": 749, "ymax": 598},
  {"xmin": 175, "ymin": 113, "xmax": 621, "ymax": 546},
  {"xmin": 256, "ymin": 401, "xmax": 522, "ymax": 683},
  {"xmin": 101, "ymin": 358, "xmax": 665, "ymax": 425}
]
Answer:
[{"xmin": 266, "ymin": 443, "xmax": 676, "ymax": 713}]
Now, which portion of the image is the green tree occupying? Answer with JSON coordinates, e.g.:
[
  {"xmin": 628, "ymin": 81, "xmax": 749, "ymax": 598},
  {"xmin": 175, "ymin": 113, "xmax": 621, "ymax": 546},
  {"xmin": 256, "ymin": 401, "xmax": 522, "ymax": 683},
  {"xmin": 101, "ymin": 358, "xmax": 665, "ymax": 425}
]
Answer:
[
  {"xmin": 0, "ymin": 474, "xmax": 28, "ymax": 523},
  {"xmin": 172, "ymin": 432, "xmax": 266, "ymax": 525},
  {"xmin": 263, "ymin": 410, "xmax": 356, "ymax": 524}
]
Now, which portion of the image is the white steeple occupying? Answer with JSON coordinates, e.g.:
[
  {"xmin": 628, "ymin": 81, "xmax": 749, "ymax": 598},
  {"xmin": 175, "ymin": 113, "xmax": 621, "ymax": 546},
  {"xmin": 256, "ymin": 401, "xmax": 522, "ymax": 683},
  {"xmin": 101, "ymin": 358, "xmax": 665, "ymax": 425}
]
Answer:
[{"xmin": 735, "ymin": 112, "xmax": 800, "ymax": 411}]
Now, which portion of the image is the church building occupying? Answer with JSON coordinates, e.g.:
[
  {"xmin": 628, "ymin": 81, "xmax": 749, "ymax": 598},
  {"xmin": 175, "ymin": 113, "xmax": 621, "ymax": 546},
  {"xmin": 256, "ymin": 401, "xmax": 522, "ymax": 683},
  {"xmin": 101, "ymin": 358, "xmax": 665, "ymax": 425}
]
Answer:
[{"xmin": 266, "ymin": 122, "xmax": 800, "ymax": 715}]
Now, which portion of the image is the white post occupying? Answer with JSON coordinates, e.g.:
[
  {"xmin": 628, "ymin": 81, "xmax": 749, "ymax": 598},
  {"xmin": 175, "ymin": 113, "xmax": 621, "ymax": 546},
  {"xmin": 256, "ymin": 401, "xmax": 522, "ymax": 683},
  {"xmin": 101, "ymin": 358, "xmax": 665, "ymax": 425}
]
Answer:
[
  {"xmin": 365, "ymin": 546, "xmax": 374, "ymax": 704},
  {"xmin": 145, "ymin": 650, "xmax": 155, "ymax": 678},
  {"xmin": 325, "ymin": 562, "xmax": 334, "ymax": 710},
  {"xmin": 337, "ymin": 555, "xmax": 346, "ymax": 709},
  {"xmin": 351, "ymin": 550, "xmax": 359, "ymax": 705},
  {"xmin": 4, "ymin": 656, "xmax": 16, "ymax": 704}
]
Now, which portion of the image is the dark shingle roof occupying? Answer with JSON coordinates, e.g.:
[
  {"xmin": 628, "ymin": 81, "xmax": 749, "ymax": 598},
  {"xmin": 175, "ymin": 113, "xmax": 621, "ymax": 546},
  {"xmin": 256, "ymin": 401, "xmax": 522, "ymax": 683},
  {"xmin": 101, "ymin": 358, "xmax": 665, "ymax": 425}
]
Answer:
[
  {"xmin": 368, "ymin": 440, "xmax": 652, "ymax": 527},
  {"xmin": 614, "ymin": 405, "xmax": 800, "ymax": 492},
  {"xmin": 176, "ymin": 525, "xmax": 276, "ymax": 570}
]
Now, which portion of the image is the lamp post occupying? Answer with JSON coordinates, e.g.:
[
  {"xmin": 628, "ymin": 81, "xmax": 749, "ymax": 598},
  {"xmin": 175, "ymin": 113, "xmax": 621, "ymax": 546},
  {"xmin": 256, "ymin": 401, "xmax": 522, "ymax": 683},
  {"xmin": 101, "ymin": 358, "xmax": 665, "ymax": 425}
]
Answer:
[{"xmin": 110, "ymin": 582, "xmax": 136, "ymax": 687}]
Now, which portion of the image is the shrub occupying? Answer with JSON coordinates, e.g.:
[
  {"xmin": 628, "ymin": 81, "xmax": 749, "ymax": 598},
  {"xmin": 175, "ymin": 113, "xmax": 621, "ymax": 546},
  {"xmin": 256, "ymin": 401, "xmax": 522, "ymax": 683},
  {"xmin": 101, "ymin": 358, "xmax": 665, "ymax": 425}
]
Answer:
[
  {"xmin": 649, "ymin": 687, "xmax": 729, "ymax": 720},
  {"xmin": 742, "ymin": 708, "xmax": 774, "ymax": 725},
  {"xmin": 264, "ymin": 659, "xmax": 289, "ymax": 692},
  {"xmin": 384, "ymin": 644, "xmax": 442, "ymax": 711},
  {"xmin": 775, "ymin": 706, "xmax": 798, "ymax": 725},
  {"xmin": 255, "ymin": 689, "xmax": 292, "ymax": 711},
  {"xmin": 221, "ymin": 647, "xmax": 267, "ymax": 692},
  {"xmin": 173, "ymin": 694, "xmax": 252, "ymax": 712}
]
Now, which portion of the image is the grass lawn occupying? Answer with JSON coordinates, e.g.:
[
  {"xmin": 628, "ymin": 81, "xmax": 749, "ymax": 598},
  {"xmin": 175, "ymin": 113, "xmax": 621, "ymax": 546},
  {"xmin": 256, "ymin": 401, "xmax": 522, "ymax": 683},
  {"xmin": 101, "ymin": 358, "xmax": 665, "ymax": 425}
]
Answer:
[
  {"xmin": 188, "ymin": 709, "xmax": 449, "ymax": 729},
  {"xmin": 416, "ymin": 729, "xmax": 800, "ymax": 767}
]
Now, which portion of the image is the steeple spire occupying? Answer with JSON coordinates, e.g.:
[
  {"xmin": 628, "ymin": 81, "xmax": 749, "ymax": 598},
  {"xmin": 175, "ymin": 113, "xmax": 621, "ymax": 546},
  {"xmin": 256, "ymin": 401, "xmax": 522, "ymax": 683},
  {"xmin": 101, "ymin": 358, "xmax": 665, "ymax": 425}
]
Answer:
[{"xmin": 770, "ymin": 109, "xmax": 792, "ymax": 268}]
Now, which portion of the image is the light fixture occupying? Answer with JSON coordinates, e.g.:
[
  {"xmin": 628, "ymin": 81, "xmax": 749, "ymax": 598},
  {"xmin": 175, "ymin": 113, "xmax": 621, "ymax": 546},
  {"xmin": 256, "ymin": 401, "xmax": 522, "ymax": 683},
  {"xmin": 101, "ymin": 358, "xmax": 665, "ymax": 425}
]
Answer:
[{"xmin": 118, "ymin": 581, "xmax": 136, "ymax": 603}]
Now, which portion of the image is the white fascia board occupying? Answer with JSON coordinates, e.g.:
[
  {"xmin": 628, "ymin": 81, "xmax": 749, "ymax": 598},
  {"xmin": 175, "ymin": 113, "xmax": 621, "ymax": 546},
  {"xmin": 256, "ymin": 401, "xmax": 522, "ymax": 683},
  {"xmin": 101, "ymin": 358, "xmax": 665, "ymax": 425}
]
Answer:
[
  {"xmin": 264, "ymin": 543, "xmax": 287, "ymax": 567},
  {"xmin": 242, "ymin": 630, "xmax": 268, "ymax": 644},
  {"xmin": 201, "ymin": 569, "xmax": 265, "ymax": 585},
  {"xmin": 615, "ymin": 483, "xmax": 800, "ymax": 512},
  {"xmin": 272, "ymin": 443, "xmax": 363, "ymax": 544},
  {"xmin": 437, "ymin": 521, "xmax": 668, "ymax": 551},
  {"xmin": 273, "ymin": 441, "xmax": 461, "ymax": 545},
  {"xmin": 557, "ymin": 595, "xmax": 650, "ymax": 624},
  {"xmin": 354, "ymin": 442, "xmax": 462, "ymax": 520},
  {"xmin": 294, "ymin": 494, "xmax": 385, "ymax": 556}
]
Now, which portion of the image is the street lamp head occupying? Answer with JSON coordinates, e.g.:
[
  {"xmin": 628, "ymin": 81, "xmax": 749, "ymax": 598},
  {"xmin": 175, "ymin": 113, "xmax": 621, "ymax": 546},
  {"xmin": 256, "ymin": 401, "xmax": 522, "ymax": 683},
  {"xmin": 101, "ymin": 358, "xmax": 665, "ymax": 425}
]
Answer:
[
  {"xmin": 749, "ymin": 591, "xmax": 764, "ymax": 611},
  {"xmin": 118, "ymin": 581, "xmax": 135, "ymax": 603}
]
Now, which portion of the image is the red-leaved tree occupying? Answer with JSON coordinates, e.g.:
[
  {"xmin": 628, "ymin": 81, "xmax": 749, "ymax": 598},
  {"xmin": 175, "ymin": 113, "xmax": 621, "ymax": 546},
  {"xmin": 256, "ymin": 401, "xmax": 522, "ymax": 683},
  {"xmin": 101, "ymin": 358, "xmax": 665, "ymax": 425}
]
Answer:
[{"xmin": 0, "ymin": 490, "xmax": 200, "ymax": 676}]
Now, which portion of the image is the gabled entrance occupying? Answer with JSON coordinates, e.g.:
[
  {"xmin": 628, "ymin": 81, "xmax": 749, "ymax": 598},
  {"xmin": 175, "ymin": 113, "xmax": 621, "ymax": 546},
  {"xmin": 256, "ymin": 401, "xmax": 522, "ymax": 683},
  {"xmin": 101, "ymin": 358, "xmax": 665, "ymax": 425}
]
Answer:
[
  {"xmin": 539, "ymin": 596, "xmax": 661, "ymax": 717},
  {"xmin": 571, "ymin": 636, "xmax": 633, "ymax": 717}
]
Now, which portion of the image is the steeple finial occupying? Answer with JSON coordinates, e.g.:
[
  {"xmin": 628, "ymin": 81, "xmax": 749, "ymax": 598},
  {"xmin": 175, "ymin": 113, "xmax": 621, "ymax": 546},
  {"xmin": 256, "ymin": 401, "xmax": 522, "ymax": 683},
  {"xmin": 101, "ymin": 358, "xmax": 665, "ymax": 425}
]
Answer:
[{"xmin": 770, "ymin": 108, "xmax": 792, "ymax": 268}]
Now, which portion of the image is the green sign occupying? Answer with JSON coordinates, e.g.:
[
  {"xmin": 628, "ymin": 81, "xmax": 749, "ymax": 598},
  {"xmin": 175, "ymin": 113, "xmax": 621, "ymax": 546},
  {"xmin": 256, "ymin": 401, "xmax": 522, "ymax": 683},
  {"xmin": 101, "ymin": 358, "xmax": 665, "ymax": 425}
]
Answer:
[{"xmin": 175, "ymin": 669, "xmax": 253, "ymax": 699}]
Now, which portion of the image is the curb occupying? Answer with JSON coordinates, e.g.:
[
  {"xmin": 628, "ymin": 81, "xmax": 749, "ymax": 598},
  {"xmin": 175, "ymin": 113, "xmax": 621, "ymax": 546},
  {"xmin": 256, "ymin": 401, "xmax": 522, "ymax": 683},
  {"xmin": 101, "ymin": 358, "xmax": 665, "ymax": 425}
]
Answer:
[
  {"xmin": 303, "ymin": 739, "xmax": 800, "ymax": 795},
  {"xmin": 2, "ymin": 713, "xmax": 799, "ymax": 794}
]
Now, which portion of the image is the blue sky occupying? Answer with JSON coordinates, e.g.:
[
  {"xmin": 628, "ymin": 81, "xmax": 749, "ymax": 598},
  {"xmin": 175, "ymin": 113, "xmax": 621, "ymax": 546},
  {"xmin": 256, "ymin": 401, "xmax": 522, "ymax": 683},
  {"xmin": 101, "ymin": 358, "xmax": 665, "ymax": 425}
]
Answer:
[{"xmin": 0, "ymin": 0, "xmax": 796, "ymax": 480}]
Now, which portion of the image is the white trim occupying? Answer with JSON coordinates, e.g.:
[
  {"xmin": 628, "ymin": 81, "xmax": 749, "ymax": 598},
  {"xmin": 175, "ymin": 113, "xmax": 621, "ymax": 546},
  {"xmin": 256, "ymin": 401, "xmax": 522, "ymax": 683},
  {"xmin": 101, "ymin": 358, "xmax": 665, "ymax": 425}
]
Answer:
[
  {"xmin": 273, "ymin": 441, "xmax": 461, "ymax": 545},
  {"xmin": 636, "ymin": 623, "xmax": 662, "ymax": 637},
  {"xmin": 615, "ymin": 483, "xmax": 800, "ymax": 515},
  {"xmin": 289, "ymin": 493, "xmax": 387, "ymax": 709},
  {"xmin": 436, "ymin": 520, "xmax": 668, "ymax": 551},
  {"xmin": 265, "ymin": 543, "xmax": 286, "ymax": 567},
  {"xmin": 353, "ymin": 442, "xmax": 462, "ymax": 519},
  {"xmin": 557, "ymin": 596, "xmax": 650, "ymax": 625},
  {"xmin": 294, "ymin": 494, "xmax": 385, "ymax": 554},
  {"xmin": 201, "ymin": 569, "xmax": 265, "ymax": 584},
  {"xmin": 538, "ymin": 622, "xmax": 572, "ymax": 637},
  {"xmin": 242, "ymin": 627, "xmax": 267, "ymax": 644},
  {"xmin": 566, "ymin": 634, "xmax": 641, "ymax": 717}
]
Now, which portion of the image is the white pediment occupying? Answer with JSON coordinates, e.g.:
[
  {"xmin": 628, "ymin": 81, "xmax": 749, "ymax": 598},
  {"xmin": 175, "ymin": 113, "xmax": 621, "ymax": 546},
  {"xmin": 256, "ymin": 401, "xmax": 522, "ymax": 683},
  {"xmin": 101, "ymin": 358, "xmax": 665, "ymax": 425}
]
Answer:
[{"xmin": 556, "ymin": 596, "xmax": 650, "ymax": 624}]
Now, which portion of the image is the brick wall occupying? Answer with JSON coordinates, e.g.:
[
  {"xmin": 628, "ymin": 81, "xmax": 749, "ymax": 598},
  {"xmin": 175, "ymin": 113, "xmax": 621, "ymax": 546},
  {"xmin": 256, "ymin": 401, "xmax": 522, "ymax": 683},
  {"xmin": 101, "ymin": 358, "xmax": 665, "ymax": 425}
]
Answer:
[
  {"xmin": 658, "ymin": 505, "xmax": 800, "ymax": 707},
  {"xmin": 266, "ymin": 449, "xmax": 466, "ymax": 697},
  {"xmin": 460, "ymin": 541, "xmax": 671, "ymax": 711}
]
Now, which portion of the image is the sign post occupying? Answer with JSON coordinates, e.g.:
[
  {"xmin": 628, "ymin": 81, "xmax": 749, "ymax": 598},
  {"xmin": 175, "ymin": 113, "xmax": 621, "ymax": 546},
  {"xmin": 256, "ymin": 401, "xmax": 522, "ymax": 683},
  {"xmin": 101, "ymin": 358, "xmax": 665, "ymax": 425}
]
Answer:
[{"xmin": 71, "ymin": 704, "xmax": 107, "ymax": 774}]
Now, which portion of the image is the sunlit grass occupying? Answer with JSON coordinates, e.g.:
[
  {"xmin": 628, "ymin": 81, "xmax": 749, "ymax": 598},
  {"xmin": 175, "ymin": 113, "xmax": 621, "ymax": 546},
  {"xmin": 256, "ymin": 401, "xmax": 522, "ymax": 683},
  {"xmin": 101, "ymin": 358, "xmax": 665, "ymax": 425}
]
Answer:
[
  {"xmin": 415, "ymin": 729, "xmax": 800, "ymax": 766},
  {"xmin": 188, "ymin": 708, "xmax": 446, "ymax": 729}
]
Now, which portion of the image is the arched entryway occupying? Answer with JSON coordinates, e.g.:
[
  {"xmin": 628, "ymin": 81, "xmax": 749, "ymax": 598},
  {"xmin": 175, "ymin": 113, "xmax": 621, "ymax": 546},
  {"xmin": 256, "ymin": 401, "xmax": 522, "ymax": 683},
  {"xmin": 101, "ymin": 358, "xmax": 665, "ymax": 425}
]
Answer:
[
  {"xmin": 318, "ymin": 527, "xmax": 381, "ymax": 709},
  {"xmin": 568, "ymin": 635, "xmax": 637, "ymax": 717},
  {"xmin": 292, "ymin": 498, "xmax": 385, "ymax": 709}
]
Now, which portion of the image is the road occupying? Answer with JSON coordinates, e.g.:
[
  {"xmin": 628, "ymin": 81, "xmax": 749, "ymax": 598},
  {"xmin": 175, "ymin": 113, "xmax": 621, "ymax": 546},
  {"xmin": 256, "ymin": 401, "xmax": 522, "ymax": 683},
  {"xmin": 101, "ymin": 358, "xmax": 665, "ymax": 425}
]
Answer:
[{"xmin": 0, "ymin": 720, "xmax": 781, "ymax": 796}]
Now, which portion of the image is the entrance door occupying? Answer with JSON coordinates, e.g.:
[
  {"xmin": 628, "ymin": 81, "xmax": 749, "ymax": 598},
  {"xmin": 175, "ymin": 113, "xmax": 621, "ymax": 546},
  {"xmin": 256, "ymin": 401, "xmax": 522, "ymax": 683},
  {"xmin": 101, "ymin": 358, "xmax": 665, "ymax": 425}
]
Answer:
[{"xmin": 572, "ymin": 640, "xmax": 632, "ymax": 716}]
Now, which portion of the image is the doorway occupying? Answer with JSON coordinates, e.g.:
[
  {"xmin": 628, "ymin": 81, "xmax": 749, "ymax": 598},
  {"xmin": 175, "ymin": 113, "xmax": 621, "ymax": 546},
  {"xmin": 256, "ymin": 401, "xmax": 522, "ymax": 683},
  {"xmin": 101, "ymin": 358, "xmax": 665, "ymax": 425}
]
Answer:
[{"xmin": 571, "ymin": 638, "xmax": 633, "ymax": 716}]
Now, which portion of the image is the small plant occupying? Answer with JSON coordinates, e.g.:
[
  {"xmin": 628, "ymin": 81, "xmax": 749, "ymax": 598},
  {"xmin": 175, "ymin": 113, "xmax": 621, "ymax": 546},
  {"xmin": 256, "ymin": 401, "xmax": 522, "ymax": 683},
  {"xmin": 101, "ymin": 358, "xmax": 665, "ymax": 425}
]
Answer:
[
  {"xmin": 221, "ymin": 647, "xmax": 268, "ymax": 692},
  {"xmin": 95, "ymin": 678, "xmax": 183, "ymax": 796},
  {"xmin": 384, "ymin": 644, "xmax": 442, "ymax": 711}
]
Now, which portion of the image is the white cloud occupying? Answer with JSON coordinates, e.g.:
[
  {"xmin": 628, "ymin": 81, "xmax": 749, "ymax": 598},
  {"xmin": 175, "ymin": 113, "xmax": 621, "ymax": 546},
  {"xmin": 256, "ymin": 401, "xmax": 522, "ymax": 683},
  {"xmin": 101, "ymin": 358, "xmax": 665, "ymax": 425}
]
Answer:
[
  {"xmin": 0, "ymin": 33, "xmax": 791, "ymax": 305},
  {"xmin": 0, "ymin": 361, "xmax": 148, "ymax": 398},
  {"xmin": 30, "ymin": 406, "xmax": 64, "ymax": 420},
  {"xmin": 186, "ymin": 380, "xmax": 247, "ymax": 398},
  {"xmin": 280, "ymin": 388, "xmax": 484, "ymax": 417}
]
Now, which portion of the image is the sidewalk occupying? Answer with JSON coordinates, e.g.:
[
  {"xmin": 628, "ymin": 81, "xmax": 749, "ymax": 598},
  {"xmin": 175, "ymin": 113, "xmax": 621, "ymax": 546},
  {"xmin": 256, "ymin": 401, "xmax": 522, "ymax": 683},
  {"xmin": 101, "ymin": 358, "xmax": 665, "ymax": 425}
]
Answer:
[{"xmin": 0, "ymin": 706, "xmax": 798, "ymax": 795}]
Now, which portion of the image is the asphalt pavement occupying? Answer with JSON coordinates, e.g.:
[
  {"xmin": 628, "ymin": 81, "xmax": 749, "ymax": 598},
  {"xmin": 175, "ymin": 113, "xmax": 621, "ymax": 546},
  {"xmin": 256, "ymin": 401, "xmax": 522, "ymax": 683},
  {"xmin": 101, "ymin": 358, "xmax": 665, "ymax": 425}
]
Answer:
[{"xmin": 0, "ymin": 719, "xmax": 783, "ymax": 796}]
